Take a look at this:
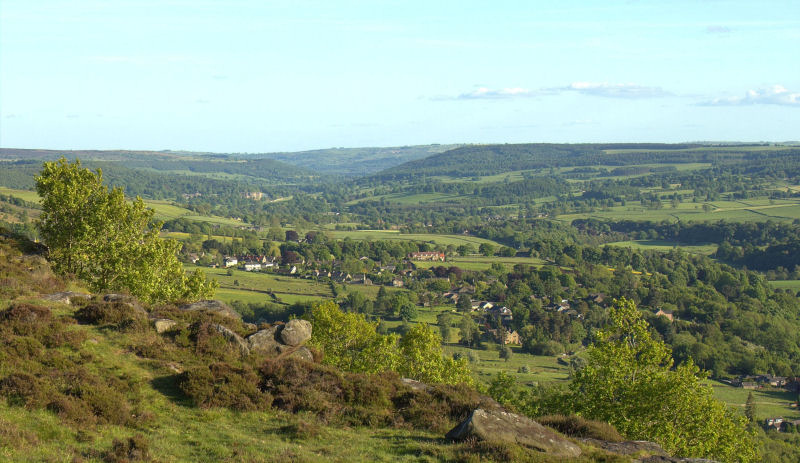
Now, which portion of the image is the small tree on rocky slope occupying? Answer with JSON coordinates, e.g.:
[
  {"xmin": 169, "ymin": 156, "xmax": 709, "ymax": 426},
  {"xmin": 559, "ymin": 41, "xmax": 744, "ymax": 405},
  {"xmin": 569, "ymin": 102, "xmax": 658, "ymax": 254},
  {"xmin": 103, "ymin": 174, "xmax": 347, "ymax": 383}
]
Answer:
[{"xmin": 36, "ymin": 157, "xmax": 216, "ymax": 303}]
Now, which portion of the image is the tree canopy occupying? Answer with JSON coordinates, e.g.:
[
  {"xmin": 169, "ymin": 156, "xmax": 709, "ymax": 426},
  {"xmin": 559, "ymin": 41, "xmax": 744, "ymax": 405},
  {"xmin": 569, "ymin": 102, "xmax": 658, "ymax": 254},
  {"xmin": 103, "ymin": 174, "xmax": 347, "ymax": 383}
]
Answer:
[
  {"xmin": 35, "ymin": 157, "xmax": 216, "ymax": 303},
  {"xmin": 570, "ymin": 297, "xmax": 757, "ymax": 462}
]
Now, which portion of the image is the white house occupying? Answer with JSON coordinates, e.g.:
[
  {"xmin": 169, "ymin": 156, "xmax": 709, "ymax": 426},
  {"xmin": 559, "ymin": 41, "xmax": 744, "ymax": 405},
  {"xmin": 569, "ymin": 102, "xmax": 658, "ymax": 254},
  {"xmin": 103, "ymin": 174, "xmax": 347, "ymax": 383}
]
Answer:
[{"xmin": 224, "ymin": 257, "xmax": 238, "ymax": 268}]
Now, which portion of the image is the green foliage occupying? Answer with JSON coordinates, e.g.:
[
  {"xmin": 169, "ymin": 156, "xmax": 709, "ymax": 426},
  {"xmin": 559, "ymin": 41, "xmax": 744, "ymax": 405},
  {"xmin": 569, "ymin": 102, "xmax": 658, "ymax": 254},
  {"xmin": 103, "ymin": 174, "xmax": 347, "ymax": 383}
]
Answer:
[
  {"xmin": 397, "ymin": 324, "xmax": 472, "ymax": 385},
  {"xmin": 570, "ymin": 297, "xmax": 757, "ymax": 462},
  {"xmin": 35, "ymin": 158, "xmax": 216, "ymax": 303},
  {"xmin": 305, "ymin": 300, "xmax": 399, "ymax": 374},
  {"xmin": 306, "ymin": 301, "xmax": 472, "ymax": 385}
]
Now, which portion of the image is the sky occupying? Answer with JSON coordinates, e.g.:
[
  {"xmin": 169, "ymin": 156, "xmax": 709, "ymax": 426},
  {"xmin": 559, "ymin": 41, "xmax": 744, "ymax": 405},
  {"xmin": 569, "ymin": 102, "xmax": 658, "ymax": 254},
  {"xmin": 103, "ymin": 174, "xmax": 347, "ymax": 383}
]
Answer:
[{"xmin": 1, "ymin": 0, "xmax": 799, "ymax": 152}]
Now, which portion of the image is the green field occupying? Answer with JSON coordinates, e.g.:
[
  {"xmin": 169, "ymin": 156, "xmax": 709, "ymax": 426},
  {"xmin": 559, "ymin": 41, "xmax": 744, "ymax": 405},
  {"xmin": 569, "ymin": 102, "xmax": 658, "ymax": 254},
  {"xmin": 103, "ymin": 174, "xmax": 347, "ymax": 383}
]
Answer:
[
  {"xmin": 771, "ymin": 280, "xmax": 800, "ymax": 292},
  {"xmin": 414, "ymin": 255, "xmax": 545, "ymax": 271},
  {"xmin": 604, "ymin": 240, "xmax": 718, "ymax": 256},
  {"xmin": 707, "ymin": 380, "xmax": 800, "ymax": 420},
  {"xmin": 556, "ymin": 198, "xmax": 800, "ymax": 224},
  {"xmin": 326, "ymin": 230, "xmax": 503, "ymax": 248},
  {"xmin": 0, "ymin": 187, "xmax": 40, "ymax": 203}
]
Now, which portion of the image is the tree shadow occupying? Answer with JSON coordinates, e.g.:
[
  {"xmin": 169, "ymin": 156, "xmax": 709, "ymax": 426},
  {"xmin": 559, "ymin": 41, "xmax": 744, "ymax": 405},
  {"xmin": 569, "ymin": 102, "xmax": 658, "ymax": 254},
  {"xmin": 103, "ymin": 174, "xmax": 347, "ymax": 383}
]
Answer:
[{"xmin": 150, "ymin": 374, "xmax": 193, "ymax": 407}]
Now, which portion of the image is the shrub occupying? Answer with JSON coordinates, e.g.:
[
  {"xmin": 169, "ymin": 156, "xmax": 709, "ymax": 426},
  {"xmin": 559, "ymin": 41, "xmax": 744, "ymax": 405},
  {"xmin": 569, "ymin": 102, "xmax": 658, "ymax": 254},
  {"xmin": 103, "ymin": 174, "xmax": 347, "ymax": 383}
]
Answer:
[
  {"xmin": 104, "ymin": 435, "xmax": 150, "ymax": 463},
  {"xmin": 0, "ymin": 373, "xmax": 53, "ymax": 408},
  {"xmin": 179, "ymin": 362, "xmax": 271, "ymax": 411},
  {"xmin": 75, "ymin": 302, "xmax": 147, "ymax": 332},
  {"xmin": 0, "ymin": 303, "xmax": 52, "ymax": 336},
  {"xmin": 537, "ymin": 414, "xmax": 624, "ymax": 442}
]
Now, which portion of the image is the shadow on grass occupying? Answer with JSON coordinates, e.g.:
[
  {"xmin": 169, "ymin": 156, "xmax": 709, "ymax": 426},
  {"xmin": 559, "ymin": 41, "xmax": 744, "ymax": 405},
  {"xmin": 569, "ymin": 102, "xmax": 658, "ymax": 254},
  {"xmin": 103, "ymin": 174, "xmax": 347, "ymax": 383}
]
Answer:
[{"xmin": 151, "ymin": 374, "xmax": 194, "ymax": 407}]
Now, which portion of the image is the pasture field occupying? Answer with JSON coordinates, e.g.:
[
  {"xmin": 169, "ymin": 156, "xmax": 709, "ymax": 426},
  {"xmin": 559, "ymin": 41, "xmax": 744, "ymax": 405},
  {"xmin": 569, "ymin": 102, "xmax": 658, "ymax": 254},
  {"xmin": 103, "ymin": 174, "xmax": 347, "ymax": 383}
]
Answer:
[
  {"xmin": 0, "ymin": 187, "xmax": 246, "ymax": 225},
  {"xmin": 444, "ymin": 344, "xmax": 572, "ymax": 385},
  {"xmin": 0, "ymin": 186, "xmax": 40, "ymax": 203},
  {"xmin": 187, "ymin": 265, "xmax": 333, "ymax": 304},
  {"xmin": 771, "ymin": 280, "xmax": 800, "ymax": 292},
  {"xmin": 556, "ymin": 198, "xmax": 800, "ymax": 224},
  {"xmin": 326, "ymin": 229, "xmax": 504, "ymax": 248},
  {"xmin": 414, "ymin": 255, "xmax": 545, "ymax": 271},
  {"xmin": 346, "ymin": 192, "xmax": 468, "ymax": 205},
  {"xmin": 604, "ymin": 240, "xmax": 718, "ymax": 256},
  {"xmin": 706, "ymin": 380, "xmax": 800, "ymax": 420},
  {"xmin": 191, "ymin": 265, "xmax": 406, "ymax": 306}
]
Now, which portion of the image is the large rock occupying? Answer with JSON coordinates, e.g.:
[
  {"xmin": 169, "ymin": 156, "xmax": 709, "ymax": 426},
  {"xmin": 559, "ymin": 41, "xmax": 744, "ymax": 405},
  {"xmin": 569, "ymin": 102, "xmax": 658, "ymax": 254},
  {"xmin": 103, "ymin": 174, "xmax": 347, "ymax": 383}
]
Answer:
[
  {"xmin": 581, "ymin": 438, "xmax": 667, "ymax": 456},
  {"xmin": 153, "ymin": 319, "xmax": 178, "ymax": 334},
  {"xmin": 246, "ymin": 325, "xmax": 283, "ymax": 356},
  {"xmin": 44, "ymin": 291, "xmax": 91, "ymax": 305},
  {"xmin": 211, "ymin": 323, "xmax": 250, "ymax": 357},
  {"xmin": 279, "ymin": 345, "xmax": 314, "ymax": 362},
  {"xmin": 446, "ymin": 408, "xmax": 582, "ymax": 458},
  {"xmin": 102, "ymin": 293, "xmax": 146, "ymax": 314},
  {"xmin": 279, "ymin": 319, "xmax": 312, "ymax": 346},
  {"xmin": 180, "ymin": 300, "xmax": 241, "ymax": 319}
]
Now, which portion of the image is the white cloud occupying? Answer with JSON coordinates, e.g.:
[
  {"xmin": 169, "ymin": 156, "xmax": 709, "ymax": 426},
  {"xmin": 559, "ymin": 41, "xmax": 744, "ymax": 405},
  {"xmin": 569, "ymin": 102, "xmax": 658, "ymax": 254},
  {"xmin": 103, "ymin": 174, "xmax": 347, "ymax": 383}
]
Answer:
[
  {"xmin": 438, "ymin": 82, "xmax": 670, "ymax": 101},
  {"xmin": 699, "ymin": 85, "xmax": 800, "ymax": 106},
  {"xmin": 456, "ymin": 87, "xmax": 538, "ymax": 99},
  {"xmin": 560, "ymin": 82, "xmax": 671, "ymax": 98},
  {"xmin": 706, "ymin": 25, "xmax": 732, "ymax": 34}
]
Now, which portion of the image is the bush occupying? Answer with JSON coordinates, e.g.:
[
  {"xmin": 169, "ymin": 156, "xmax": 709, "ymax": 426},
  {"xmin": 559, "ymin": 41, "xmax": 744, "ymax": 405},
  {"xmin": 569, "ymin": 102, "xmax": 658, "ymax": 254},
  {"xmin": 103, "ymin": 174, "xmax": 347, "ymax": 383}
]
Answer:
[
  {"xmin": 179, "ymin": 362, "xmax": 271, "ymax": 411},
  {"xmin": 0, "ymin": 303, "xmax": 52, "ymax": 336},
  {"xmin": 104, "ymin": 435, "xmax": 150, "ymax": 462},
  {"xmin": 537, "ymin": 414, "xmax": 624, "ymax": 442},
  {"xmin": 75, "ymin": 302, "xmax": 148, "ymax": 332}
]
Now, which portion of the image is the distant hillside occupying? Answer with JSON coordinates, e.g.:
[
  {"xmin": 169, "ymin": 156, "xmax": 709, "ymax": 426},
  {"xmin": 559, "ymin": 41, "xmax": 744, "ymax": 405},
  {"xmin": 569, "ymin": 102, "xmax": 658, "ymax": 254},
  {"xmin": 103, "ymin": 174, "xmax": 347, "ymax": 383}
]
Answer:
[
  {"xmin": 248, "ymin": 144, "xmax": 462, "ymax": 176},
  {"xmin": 0, "ymin": 149, "xmax": 316, "ymax": 194},
  {"xmin": 373, "ymin": 143, "xmax": 768, "ymax": 179}
]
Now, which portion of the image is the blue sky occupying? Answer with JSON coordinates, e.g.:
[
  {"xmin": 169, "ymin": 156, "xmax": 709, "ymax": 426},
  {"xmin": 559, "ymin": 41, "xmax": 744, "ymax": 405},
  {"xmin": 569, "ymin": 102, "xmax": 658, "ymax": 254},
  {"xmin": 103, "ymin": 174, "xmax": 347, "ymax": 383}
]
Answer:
[{"xmin": 1, "ymin": 0, "xmax": 798, "ymax": 152}]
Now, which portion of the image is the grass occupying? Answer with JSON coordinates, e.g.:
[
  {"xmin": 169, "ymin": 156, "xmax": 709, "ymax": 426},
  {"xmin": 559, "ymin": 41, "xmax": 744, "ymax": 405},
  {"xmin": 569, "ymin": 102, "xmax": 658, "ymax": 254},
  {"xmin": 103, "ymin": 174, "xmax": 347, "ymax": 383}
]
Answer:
[
  {"xmin": 771, "ymin": 280, "xmax": 800, "ymax": 292},
  {"xmin": 0, "ymin": 187, "xmax": 40, "ymax": 203},
  {"xmin": 707, "ymin": 380, "xmax": 800, "ymax": 421},
  {"xmin": 444, "ymin": 344, "xmax": 572, "ymax": 385},
  {"xmin": 604, "ymin": 240, "xmax": 718, "ymax": 256},
  {"xmin": 326, "ymin": 230, "xmax": 504, "ymax": 248},
  {"xmin": 189, "ymin": 265, "xmax": 334, "ymax": 305},
  {"xmin": 555, "ymin": 198, "xmax": 800, "ymax": 224},
  {"xmin": 414, "ymin": 255, "xmax": 545, "ymax": 271}
]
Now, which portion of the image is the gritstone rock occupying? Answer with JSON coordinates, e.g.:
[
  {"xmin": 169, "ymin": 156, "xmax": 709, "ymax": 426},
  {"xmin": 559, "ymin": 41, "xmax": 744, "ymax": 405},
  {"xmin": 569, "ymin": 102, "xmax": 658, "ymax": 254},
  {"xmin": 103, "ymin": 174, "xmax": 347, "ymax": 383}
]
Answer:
[{"xmin": 446, "ymin": 408, "xmax": 582, "ymax": 458}]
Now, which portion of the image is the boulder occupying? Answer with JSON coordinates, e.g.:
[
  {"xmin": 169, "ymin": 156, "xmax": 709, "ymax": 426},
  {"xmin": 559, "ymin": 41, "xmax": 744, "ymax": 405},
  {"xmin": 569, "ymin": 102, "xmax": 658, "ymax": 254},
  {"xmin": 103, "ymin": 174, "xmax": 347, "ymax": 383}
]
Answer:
[
  {"xmin": 179, "ymin": 300, "xmax": 241, "ymax": 319},
  {"xmin": 280, "ymin": 345, "xmax": 314, "ymax": 362},
  {"xmin": 279, "ymin": 319, "xmax": 312, "ymax": 346},
  {"xmin": 246, "ymin": 326, "xmax": 283, "ymax": 356},
  {"xmin": 44, "ymin": 291, "xmax": 91, "ymax": 305},
  {"xmin": 153, "ymin": 319, "xmax": 178, "ymax": 334},
  {"xmin": 211, "ymin": 323, "xmax": 250, "ymax": 357},
  {"xmin": 637, "ymin": 457, "xmax": 718, "ymax": 463},
  {"xmin": 581, "ymin": 438, "xmax": 667, "ymax": 456},
  {"xmin": 446, "ymin": 408, "xmax": 581, "ymax": 458},
  {"xmin": 102, "ymin": 293, "xmax": 146, "ymax": 315}
]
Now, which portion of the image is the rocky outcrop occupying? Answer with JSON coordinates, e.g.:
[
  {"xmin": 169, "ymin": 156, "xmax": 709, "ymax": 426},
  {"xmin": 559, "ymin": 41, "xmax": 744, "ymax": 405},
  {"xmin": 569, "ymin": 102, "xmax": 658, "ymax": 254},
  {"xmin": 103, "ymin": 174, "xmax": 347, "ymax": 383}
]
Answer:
[
  {"xmin": 580, "ymin": 438, "xmax": 667, "ymax": 456},
  {"xmin": 246, "ymin": 325, "xmax": 283, "ymax": 356},
  {"xmin": 280, "ymin": 319, "xmax": 312, "ymax": 346},
  {"xmin": 446, "ymin": 408, "xmax": 582, "ymax": 458},
  {"xmin": 153, "ymin": 319, "xmax": 178, "ymax": 334},
  {"xmin": 636, "ymin": 457, "xmax": 718, "ymax": 463},
  {"xmin": 246, "ymin": 322, "xmax": 313, "ymax": 361},
  {"xmin": 179, "ymin": 300, "xmax": 241, "ymax": 319},
  {"xmin": 102, "ymin": 293, "xmax": 146, "ymax": 315},
  {"xmin": 44, "ymin": 291, "xmax": 91, "ymax": 305},
  {"xmin": 211, "ymin": 323, "xmax": 250, "ymax": 357}
]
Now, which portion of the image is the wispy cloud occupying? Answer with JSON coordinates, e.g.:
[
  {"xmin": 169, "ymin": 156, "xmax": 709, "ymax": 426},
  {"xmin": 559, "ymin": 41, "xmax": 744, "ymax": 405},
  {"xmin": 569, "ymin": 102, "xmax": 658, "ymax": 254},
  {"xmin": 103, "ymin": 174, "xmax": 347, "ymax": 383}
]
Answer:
[
  {"xmin": 456, "ymin": 87, "xmax": 539, "ymax": 100},
  {"xmin": 706, "ymin": 25, "xmax": 732, "ymax": 34},
  {"xmin": 558, "ymin": 82, "xmax": 671, "ymax": 98},
  {"xmin": 699, "ymin": 85, "xmax": 800, "ymax": 106},
  {"xmin": 437, "ymin": 82, "xmax": 669, "ymax": 101}
]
